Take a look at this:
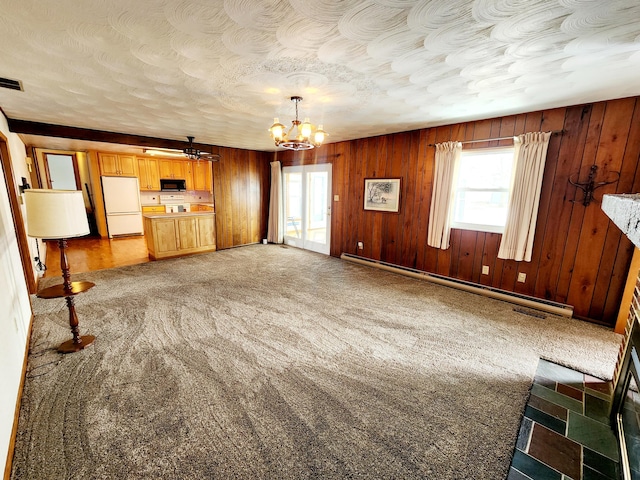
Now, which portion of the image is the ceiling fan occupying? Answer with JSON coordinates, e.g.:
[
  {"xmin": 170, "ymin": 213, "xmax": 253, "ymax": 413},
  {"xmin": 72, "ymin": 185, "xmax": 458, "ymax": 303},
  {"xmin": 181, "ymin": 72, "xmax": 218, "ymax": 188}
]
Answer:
[
  {"xmin": 182, "ymin": 136, "xmax": 220, "ymax": 162},
  {"xmin": 143, "ymin": 136, "xmax": 220, "ymax": 161}
]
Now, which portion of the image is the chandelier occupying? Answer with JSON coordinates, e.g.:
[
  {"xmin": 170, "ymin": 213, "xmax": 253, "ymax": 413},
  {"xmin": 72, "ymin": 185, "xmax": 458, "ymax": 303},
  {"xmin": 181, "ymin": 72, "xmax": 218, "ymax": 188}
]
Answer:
[{"xmin": 269, "ymin": 96, "xmax": 327, "ymax": 150}]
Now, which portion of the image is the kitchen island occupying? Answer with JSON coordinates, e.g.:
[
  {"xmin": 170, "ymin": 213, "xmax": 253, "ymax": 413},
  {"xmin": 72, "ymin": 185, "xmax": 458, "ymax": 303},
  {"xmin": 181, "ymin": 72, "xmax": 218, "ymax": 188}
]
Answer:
[{"xmin": 143, "ymin": 212, "xmax": 216, "ymax": 260}]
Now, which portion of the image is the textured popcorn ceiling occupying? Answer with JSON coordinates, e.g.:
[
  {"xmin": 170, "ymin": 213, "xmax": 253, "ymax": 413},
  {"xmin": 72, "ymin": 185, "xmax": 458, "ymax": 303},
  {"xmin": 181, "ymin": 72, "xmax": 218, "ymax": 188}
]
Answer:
[{"xmin": 1, "ymin": 0, "xmax": 640, "ymax": 152}]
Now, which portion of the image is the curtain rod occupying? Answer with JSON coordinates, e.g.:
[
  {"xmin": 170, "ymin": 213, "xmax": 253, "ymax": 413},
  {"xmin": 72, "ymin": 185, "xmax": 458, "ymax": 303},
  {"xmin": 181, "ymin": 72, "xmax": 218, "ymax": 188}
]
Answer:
[{"xmin": 427, "ymin": 130, "xmax": 563, "ymax": 147}]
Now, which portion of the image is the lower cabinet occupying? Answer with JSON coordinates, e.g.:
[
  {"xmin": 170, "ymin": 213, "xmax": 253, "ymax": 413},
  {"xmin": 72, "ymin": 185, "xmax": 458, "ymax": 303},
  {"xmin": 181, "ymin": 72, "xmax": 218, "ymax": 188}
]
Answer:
[
  {"xmin": 142, "ymin": 205, "xmax": 166, "ymax": 213},
  {"xmin": 143, "ymin": 214, "xmax": 216, "ymax": 260}
]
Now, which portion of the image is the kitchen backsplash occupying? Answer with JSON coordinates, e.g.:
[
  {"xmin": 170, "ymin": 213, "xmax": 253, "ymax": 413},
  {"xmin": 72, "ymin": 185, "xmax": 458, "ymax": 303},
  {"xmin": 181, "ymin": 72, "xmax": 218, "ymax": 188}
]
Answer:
[{"xmin": 140, "ymin": 190, "xmax": 213, "ymax": 205}]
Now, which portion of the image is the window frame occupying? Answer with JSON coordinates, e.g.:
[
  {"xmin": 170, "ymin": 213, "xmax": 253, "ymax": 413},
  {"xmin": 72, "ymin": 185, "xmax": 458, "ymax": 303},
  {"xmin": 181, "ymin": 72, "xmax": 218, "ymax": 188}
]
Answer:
[{"xmin": 449, "ymin": 146, "xmax": 516, "ymax": 234}]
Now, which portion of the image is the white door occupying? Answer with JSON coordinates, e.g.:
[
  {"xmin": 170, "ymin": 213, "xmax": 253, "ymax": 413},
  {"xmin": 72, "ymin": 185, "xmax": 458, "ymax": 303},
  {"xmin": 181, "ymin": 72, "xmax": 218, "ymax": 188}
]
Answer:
[{"xmin": 283, "ymin": 164, "xmax": 331, "ymax": 255}]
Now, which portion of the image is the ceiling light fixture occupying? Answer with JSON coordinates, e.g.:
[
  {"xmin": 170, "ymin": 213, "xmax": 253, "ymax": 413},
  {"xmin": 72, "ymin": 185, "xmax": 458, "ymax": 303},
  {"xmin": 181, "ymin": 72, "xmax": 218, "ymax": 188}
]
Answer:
[
  {"xmin": 143, "ymin": 149, "xmax": 184, "ymax": 158},
  {"xmin": 184, "ymin": 136, "xmax": 201, "ymax": 160},
  {"xmin": 142, "ymin": 137, "xmax": 220, "ymax": 161},
  {"xmin": 269, "ymin": 96, "xmax": 327, "ymax": 151}
]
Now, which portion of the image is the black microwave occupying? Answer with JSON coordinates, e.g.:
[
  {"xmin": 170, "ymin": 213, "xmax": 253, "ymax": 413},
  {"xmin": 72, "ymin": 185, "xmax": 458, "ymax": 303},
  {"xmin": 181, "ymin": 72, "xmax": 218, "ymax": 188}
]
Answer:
[{"xmin": 160, "ymin": 179, "xmax": 186, "ymax": 191}]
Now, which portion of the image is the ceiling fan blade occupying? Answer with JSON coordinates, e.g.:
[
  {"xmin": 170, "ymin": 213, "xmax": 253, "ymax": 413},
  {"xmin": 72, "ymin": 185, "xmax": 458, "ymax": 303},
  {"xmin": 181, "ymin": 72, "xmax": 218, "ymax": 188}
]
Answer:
[{"xmin": 200, "ymin": 152, "xmax": 221, "ymax": 162}]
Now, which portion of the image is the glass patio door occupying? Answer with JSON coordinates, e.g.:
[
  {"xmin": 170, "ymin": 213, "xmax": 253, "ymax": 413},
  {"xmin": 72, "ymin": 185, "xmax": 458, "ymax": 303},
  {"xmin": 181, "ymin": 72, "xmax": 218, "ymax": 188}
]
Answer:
[{"xmin": 283, "ymin": 164, "xmax": 332, "ymax": 255}]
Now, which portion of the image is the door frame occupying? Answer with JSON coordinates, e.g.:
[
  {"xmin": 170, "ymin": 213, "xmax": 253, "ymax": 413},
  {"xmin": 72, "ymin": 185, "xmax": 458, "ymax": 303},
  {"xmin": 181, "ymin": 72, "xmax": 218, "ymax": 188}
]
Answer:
[
  {"xmin": 0, "ymin": 132, "xmax": 37, "ymax": 293},
  {"xmin": 283, "ymin": 163, "xmax": 332, "ymax": 255}
]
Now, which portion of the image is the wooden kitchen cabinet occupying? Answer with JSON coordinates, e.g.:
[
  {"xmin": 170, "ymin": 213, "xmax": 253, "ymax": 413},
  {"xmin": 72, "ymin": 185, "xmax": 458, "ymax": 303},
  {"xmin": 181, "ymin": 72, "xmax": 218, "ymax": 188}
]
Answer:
[
  {"xmin": 192, "ymin": 161, "xmax": 213, "ymax": 192},
  {"xmin": 196, "ymin": 215, "xmax": 216, "ymax": 248},
  {"xmin": 159, "ymin": 159, "xmax": 189, "ymax": 181},
  {"xmin": 185, "ymin": 161, "xmax": 194, "ymax": 191},
  {"xmin": 99, "ymin": 153, "xmax": 137, "ymax": 176},
  {"xmin": 137, "ymin": 157, "xmax": 160, "ymax": 191},
  {"xmin": 143, "ymin": 213, "xmax": 216, "ymax": 260},
  {"xmin": 141, "ymin": 205, "xmax": 165, "ymax": 213},
  {"xmin": 176, "ymin": 216, "xmax": 198, "ymax": 250},
  {"xmin": 148, "ymin": 218, "xmax": 179, "ymax": 257}
]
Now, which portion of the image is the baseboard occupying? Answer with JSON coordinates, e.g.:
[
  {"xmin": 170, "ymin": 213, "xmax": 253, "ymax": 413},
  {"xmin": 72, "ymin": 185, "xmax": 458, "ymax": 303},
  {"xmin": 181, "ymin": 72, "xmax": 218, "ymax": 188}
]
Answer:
[
  {"xmin": 341, "ymin": 253, "xmax": 574, "ymax": 318},
  {"xmin": 4, "ymin": 313, "xmax": 33, "ymax": 480}
]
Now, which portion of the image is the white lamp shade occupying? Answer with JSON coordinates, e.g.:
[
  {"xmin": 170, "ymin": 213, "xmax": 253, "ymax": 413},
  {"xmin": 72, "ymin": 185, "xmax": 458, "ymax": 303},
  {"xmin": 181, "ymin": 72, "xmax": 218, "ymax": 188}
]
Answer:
[{"xmin": 24, "ymin": 189, "xmax": 89, "ymax": 239}]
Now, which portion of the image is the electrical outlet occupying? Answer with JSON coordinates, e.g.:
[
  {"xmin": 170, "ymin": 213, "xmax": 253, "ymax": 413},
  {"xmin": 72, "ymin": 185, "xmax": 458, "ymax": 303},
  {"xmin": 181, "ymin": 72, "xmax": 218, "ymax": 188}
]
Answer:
[
  {"xmin": 517, "ymin": 272, "xmax": 526, "ymax": 283},
  {"xmin": 357, "ymin": 241, "xmax": 363, "ymax": 249},
  {"xmin": 482, "ymin": 265, "xmax": 489, "ymax": 275}
]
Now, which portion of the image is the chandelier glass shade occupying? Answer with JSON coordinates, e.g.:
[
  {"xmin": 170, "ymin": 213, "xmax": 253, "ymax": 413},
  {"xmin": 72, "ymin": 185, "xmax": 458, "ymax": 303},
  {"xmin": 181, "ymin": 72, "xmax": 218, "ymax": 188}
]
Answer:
[{"xmin": 269, "ymin": 96, "xmax": 327, "ymax": 151}]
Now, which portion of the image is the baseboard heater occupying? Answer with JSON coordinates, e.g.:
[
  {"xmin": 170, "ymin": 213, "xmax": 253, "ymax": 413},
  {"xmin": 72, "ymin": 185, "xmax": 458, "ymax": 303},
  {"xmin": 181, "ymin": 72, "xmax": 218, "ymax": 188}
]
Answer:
[{"xmin": 340, "ymin": 253, "xmax": 574, "ymax": 318}]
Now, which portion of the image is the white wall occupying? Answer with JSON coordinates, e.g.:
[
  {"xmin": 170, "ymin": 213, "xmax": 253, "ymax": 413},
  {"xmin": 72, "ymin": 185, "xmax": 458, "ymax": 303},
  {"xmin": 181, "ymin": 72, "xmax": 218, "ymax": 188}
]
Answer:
[{"xmin": 0, "ymin": 113, "xmax": 33, "ymax": 476}]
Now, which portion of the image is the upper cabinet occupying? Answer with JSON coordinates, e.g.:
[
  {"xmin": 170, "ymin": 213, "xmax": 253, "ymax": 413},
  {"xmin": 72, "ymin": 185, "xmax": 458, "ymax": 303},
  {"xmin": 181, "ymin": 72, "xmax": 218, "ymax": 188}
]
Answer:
[
  {"xmin": 98, "ymin": 151, "xmax": 212, "ymax": 193},
  {"xmin": 98, "ymin": 153, "xmax": 137, "ymax": 176},
  {"xmin": 137, "ymin": 157, "xmax": 160, "ymax": 191},
  {"xmin": 185, "ymin": 161, "xmax": 195, "ymax": 191},
  {"xmin": 192, "ymin": 161, "xmax": 213, "ymax": 193},
  {"xmin": 159, "ymin": 159, "xmax": 189, "ymax": 180}
]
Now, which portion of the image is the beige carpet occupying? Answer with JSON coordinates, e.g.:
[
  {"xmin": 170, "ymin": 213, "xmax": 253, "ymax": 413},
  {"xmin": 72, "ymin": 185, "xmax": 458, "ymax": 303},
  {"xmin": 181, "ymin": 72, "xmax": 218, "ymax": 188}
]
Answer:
[{"xmin": 13, "ymin": 244, "xmax": 621, "ymax": 479}]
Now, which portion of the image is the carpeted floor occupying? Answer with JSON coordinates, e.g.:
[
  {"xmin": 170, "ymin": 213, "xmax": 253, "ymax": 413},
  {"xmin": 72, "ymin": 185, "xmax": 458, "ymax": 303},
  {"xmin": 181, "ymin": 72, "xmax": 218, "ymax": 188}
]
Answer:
[{"xmin": 13, "ymin": 244, "xmax": 622, "ymax": 479}]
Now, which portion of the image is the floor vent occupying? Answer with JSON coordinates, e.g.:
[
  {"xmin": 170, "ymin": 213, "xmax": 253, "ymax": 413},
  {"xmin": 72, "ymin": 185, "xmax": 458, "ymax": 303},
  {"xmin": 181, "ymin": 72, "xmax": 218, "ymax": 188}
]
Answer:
[
  {"xmin": 513, "ymin": 307, "xmax": 547, "ymax": 319},
  {"xmin": 0, "ymin": 77, "xmax": 23, "ymax": 91}
]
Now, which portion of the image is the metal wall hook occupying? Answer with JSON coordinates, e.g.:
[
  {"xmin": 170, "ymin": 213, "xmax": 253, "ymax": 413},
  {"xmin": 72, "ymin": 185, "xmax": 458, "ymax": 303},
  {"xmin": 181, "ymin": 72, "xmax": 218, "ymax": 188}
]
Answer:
[{"xmin": 568, "ymin": 164, "xmax": 620, "ymax": 206}]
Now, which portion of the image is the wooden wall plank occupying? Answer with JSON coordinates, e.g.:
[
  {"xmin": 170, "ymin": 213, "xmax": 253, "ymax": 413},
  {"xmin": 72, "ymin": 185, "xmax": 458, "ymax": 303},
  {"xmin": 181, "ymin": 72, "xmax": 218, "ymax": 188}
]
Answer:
[
  {"xmin": 417, "ymin": 128, "xmax": 437, "ymax": 272},
  {"xmin": 484, "ymin": 117, "xmax": 515, "ymax": 287},
  {"xmin": 534, "ymin": 106, "xmax": 586, "ymax": 301},
  {"xmin": 586, "ymin": 98, "xmax": 637, "ymax": 318},
  {"xmin": 557, "ymin": 103, "xmax": 607, "ymax": 306},
  {"xmin": 398, "ymin": 132, "xmax": 417, "ymax": 266},
  {"xmin": 602, "ymin": 99, "xmax": 640, "ymax": 320},
  {"xmin": 566, "ymin": 98, "xmax": 635, "ymax": 317},
  {"xmin": 212, "ymin": 146, "xmax": 269, "ymax": 250}
]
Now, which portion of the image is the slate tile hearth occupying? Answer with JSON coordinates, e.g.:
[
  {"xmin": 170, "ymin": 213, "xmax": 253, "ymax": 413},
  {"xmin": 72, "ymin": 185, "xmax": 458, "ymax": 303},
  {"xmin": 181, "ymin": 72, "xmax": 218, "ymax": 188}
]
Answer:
[{"xmin": 508, "ymin": 359, "xmax": 620, "ymax": 480}]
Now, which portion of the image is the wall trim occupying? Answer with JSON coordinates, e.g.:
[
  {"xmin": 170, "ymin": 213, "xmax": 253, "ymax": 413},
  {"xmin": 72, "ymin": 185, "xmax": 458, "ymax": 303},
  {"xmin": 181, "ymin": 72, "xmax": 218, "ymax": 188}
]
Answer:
[
  {"xmin": 3, "ymin": 313, "xmax": 33, "ymax": 480},
  {"xmin": 341, "ymin": 253, "xmax": 574, "ymax": 318}
]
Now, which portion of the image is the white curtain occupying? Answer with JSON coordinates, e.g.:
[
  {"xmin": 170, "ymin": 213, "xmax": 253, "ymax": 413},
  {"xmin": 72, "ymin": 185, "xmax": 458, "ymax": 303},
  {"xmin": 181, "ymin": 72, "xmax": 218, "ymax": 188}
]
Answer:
[
  {"xmin": 498, "ymin": 132, "xmax": 552, "ymax": 261},
  {"xmin": 427, "ymin": 141, "xmax": 462, "ymax": 249},
  {"xmin": 267, "ymin": 160, "xmax": 283, "ymax": 244}
]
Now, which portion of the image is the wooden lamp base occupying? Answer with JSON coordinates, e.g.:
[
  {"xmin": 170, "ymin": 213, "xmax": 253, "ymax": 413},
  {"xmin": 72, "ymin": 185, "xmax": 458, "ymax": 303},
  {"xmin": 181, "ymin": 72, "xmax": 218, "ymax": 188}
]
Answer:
[
  {"xmin": 58, "ymin": 335, "xmax": 96, "ymax": 354},
  {"xmin": 36, "ymin": 239, "xmax": 96, "ymax": 354}
]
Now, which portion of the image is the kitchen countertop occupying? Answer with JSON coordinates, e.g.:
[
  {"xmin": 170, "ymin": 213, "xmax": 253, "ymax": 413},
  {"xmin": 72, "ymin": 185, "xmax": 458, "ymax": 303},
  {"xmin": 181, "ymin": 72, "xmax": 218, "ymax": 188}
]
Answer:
[
  {"xmin": 143, "ymin": 211, "xmax": 216, "ymax": 219},
  {"xmin": 141, "ymin": 202, "xmax": 214, "ymax": 206}
]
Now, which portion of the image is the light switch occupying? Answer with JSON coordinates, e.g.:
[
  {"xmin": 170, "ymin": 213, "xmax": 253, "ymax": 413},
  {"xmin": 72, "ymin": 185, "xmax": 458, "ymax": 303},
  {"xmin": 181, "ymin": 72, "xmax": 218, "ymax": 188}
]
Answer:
[{"xmin": 334, "ymin": 194, "xmax": 339, "ymax": 201}]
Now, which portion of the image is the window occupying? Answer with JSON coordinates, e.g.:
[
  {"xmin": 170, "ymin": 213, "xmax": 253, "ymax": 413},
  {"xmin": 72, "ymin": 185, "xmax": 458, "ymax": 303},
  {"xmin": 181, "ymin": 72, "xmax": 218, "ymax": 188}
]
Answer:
[{"xmin": 450, "ymin": 147, "xmax": 515, "ymax": 233}]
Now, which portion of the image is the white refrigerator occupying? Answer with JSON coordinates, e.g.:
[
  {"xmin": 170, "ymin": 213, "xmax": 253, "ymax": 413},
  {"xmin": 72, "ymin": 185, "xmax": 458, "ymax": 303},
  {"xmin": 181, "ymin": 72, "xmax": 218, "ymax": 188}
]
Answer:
[{"xmin": 101, "ymin": 176, "xmax": 144, "ymax": 238}]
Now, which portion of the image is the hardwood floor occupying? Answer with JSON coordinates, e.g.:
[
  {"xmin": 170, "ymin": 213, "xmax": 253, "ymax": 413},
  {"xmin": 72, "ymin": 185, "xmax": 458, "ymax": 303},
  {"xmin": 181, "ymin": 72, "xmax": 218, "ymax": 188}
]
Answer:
[{"xmin": 42, "ymin": 235, "xmax": 149, "ymax": 279}]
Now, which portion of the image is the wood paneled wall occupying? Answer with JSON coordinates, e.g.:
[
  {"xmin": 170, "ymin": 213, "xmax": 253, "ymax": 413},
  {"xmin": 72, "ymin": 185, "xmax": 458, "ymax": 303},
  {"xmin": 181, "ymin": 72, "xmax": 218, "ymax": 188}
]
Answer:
[
  {"xmin": 279, "ymin": 97, "xmax": 640, "ymax": 326},
  {"xmin": 213, "ymin": 147, "xmax": 270, "ymax": 250}
]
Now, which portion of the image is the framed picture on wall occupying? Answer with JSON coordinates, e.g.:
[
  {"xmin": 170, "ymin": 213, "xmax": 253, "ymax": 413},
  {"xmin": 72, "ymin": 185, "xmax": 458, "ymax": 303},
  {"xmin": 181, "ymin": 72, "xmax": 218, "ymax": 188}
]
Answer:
[{"xmin": 364, "ymin": 178, "xmax": 401, "ymax": 213}]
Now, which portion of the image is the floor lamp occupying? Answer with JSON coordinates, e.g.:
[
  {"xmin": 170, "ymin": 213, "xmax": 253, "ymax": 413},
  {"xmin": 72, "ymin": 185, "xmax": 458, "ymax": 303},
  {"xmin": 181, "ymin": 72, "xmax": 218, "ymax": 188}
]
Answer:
[{"xmin": 24, "ymin": 189, "xmax": 96, "ymax": 353}]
